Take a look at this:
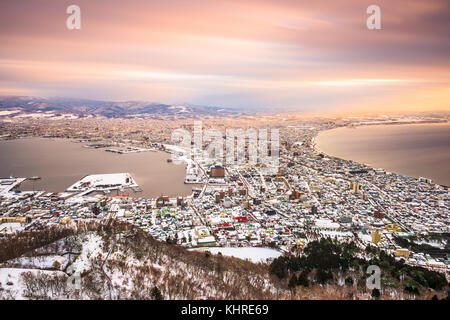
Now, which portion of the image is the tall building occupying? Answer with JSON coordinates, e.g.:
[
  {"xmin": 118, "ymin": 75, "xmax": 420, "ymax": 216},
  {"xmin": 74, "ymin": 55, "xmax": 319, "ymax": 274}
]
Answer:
[
  {"xmin": 372, "ymin": 230, "xmax": 382, "ymax": 244},
  {"xmin": 350, "ymin": 181, "xmax": 361, "ymax": 194},
  {"xmin": 210, "ymin": 166, "xmax": 225, "ymax": 178},
  {"xmin": 374, "ymin": 209, "xmax": 384, "ymax": 220},
  {"xmin": 289, "ymin": 190, "xmax": 300, "ymax": 200},
  {"xmin": 395, "ymin": 248, "xmax": 410, "ymax": 258}
]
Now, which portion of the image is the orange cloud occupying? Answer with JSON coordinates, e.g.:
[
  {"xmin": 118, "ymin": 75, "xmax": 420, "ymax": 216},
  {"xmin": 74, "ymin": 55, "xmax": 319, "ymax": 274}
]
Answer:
[{"xmin": 0, "ymin": 0, "xmax": 448, "ymax": 112}]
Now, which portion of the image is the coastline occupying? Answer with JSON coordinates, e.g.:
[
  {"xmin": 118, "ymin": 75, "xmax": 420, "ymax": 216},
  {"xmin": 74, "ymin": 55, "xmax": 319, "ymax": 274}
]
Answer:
[
  {"xmin": 313, "ymin": 122, "xmax": 450, "ymax": 187},
  {"xmin": 0, "ymin": 137, "xmax": 196, "ymax": 198}
]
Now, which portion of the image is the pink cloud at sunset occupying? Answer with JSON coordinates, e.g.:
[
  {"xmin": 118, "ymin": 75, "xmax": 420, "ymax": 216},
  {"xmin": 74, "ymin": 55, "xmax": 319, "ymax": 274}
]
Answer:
[{"xmin": 0, "ymin": 0, "xmax": 449, "ymax": 112}]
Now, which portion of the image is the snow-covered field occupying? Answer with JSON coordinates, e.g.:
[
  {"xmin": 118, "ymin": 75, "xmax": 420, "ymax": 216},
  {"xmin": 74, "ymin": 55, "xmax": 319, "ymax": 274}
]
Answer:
[
  {"xmin": 0, "ymin": 222, "xmax": 22, "ymax": 234},
  {"xmin": 319, "ymin": 230, "xmax": 353, "ymax": 240},
  {"xmin": 68, "ymin": 234, "xmax": 104, "ymax": 275},
  {"xmin": 3, "ymin": 255, "xmax": 69, "ymax": 271},
  {"xmin": 192, "ymin": 247, "xmax": 282, "ymax": 263},
  {"xmin": 0, "ymin": 268, "xmax": 67, "ymax": 299}
]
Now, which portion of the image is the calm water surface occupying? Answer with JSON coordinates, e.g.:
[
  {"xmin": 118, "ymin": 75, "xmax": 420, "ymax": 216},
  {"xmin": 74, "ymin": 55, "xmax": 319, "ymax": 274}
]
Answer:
[
  {"xmin": 0, "ymin": 138, "xmax": 195, "ymax": 197},
  {"xmin": 316, "ymin": 123, "xmax": 450, "ymax": 186}
]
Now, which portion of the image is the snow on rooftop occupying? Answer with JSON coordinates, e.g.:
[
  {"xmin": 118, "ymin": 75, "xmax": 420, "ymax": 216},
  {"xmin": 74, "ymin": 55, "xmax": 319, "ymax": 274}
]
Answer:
[
  {"xmin": 0, "ymin": 268, "xmax": 67, "ymax": 299},
  {"xmin": 0, "ymin": 222, "xmax": 23, "ymax": 234},
  {"xmin": 319, "ymin": 230, "xmax": 353, "ymax": 239},
  {"xmin": 66, "ymin": 173, "xmax": 138, "ymax": 192},
  {"xmin": 315, "ymin": 219, "xmax": 340, "ymax": 229},
  {"xmin": 4, "ymin": 255, "xmax": 69, "ymax": 271}
]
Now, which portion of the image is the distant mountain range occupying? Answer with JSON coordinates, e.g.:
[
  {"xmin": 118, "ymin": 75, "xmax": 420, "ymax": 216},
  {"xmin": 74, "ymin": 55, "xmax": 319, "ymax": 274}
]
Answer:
[{"xmin": 0, "ymin": 96, "xmax": 242, "ymax": 118}]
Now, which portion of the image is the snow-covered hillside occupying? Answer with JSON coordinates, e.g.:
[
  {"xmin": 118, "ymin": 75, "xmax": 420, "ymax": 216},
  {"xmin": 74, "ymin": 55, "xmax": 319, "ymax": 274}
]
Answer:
[{"xmin": 0, "ymin": 220, "xmax": 281, "ymax": 299}]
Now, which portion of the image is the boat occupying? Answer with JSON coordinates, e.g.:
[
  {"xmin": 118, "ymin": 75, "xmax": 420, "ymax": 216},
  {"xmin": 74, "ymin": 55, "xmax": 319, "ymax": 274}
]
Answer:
[{"xmin": 29, "ymin": 176, "xmax": 41, "ymax": 180}]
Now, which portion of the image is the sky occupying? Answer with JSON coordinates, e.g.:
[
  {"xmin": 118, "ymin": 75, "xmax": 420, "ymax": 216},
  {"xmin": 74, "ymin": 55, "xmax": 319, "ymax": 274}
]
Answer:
[{"xmin": 0, "ymin": 0, "xmax": 449, "ymax": 113}]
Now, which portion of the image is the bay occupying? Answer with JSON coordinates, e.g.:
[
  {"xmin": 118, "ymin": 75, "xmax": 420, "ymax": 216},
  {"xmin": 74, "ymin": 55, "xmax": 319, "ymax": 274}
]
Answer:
[
  {"xmin": 0, "ymin": 137, "xmax": 195, "ymax": 198},
  {"xmin": 315, "ymin": 123, "xmax": 450, "ymax": 186}
]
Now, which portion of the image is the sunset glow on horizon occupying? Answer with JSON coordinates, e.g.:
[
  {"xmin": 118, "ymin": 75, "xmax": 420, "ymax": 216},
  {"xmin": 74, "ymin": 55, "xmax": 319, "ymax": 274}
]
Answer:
[{"xmin": 0, "ymin": 0, "xmax": 449, "ymax": 113}]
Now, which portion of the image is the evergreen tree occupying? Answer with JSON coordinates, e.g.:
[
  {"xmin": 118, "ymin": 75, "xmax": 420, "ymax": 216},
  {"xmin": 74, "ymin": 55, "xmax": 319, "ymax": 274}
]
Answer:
[
  {"xmin": 150, "ymin": 286, "xmax": 163, "ymax": 300},
  {"xmin": 345, "ymin": 276, "xmax": 354, "ymax": 286},
  {"xmin": 371, "ymin": 288, "xmax": 380, "ymax": 299},
  {"xmin": 297, "ymin": 270, "xmax": 309, "ymax": 287},
  {"xmin": 288, "ymin": 274, "xmax": 297, "ymax": 290}
]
